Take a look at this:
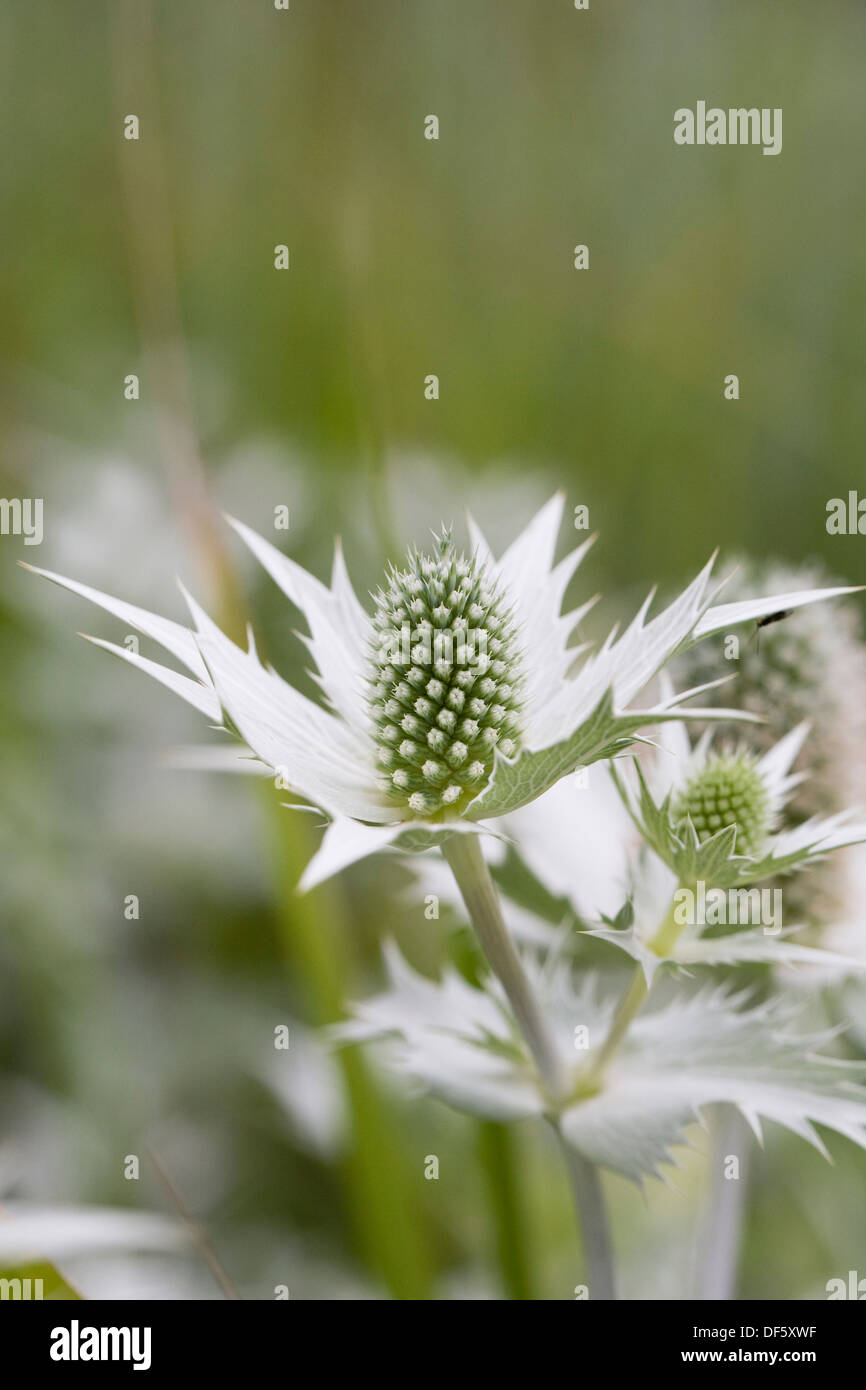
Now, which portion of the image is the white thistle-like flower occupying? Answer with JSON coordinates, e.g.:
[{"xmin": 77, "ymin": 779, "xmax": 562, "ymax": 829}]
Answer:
[
  {"xmin": 613, "ymin": 720, "xmax": 866, "ymax": 891},
  {"xmin": 674, "ymin": 556, "xmax": 866, "ymax": 927},
  {"xmin": 23, "ymin": 494, "xmax": 859, "ymax": 890},
  {"xmin": 450, "ymin": 718, "xmax": 866, "ymax": 983}
]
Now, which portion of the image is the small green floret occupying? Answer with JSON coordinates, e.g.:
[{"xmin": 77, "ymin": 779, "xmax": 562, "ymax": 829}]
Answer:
[{"xmin": 673, "ymin": 752, "xmax": 770, "ymax": 858}]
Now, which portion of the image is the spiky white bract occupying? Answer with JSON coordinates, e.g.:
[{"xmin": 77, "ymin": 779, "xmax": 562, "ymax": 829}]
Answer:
[
  {"xmin": 561, "ymin": 987, "xmax": 866, "ymax": 1181},
  {"xmin": 23, "ymin": 495, "xmax": 861, "ymax": 889},
  {"xmin": 451, "ymin": 717, "xmax": 866, "ymax": 982},
  {"xmin": 612, "ymin": 719, "xmax": 866, "ymax": 893},
  {"xmin": 336, "ymin": 946, "xmax": 866, "ymax": 1183}
]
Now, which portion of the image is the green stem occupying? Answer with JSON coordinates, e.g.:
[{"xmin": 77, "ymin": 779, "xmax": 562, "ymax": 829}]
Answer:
[
  {"xmin": 650, "ymin": 897, "xmax": 687, "ymax": 957},
  {"xmin": 557, "ymin": 1138, "xmax": 617, "ymax": 1301},
  {"xmin": 695, "ymin": 1106, "xmax": 752, "ymax": 1300},
  {"xmin": 590, "ymin": 967, "xmax": 649, "ymax": 1080},
  {"xmin": 590, "ymin": 897, "xmax": 686, "ymax": 1082},
  {"xmin": 442, "ymin": 834, "xmax": 566, "ymax": 1100},
  {"xmin": 442, "ymin": 832, "xmax": 617, "ymax": 1300},
  {"xmin": 477, "ymin": 1122, "xmax": 533, "ymax": 1300}
]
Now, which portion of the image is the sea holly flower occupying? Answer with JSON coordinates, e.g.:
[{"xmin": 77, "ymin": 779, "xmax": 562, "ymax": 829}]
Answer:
[
  {"xmin": 673, "ymin": 750, "xmax": 771, "ymax": 858},
  {"xmin": 414, "ymin": 701, "xmax": 866, "ymax": 979},
  {"xmin": 368, "ymin": 529, "xmax": 524, "ymax": 819},
  {"xmin": 21, "ymin": 495, "xmax": 858, "ymax": 891},
  {"xmin": 24, "ymin": 500, "xmax": 866, "ymax": 1299},
  {"xmin": 335, "ymin": 945, "xmax": 866, "ymax": 1184},
  {"xmin": 674, "ymin": 556, "xmax": 866, "ymax": 926},
  {"xmin": 611, "ymin": 720, "xmax": 866, "ymax": 895},
  {"xmin": 674, "ymin": 556, "xmax": 866, "ymax": 814},
  {"xmin": 415, "ymin": 746, "xmax": 866, "ymax": 985}
]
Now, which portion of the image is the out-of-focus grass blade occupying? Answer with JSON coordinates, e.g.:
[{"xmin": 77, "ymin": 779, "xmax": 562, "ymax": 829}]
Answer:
[{"xmin": 267, "ymin": 798, "xmax": 435, "ymax": 1300}]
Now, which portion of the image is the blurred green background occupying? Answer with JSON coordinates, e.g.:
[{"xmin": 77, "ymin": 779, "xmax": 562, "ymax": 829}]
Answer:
[{"xmin": 1, "ymin": 0, "xmax": 865, "ymax": 1299}]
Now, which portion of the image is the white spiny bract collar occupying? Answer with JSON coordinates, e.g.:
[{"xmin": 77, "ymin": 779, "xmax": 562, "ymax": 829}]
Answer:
[
  {"xmin": 446, "ymin": 725, "xmax": 866, "ymax": 982},
  {"xmin": 335, "ymin": 944, "xmax": 866, "ymax": 1183},
  {"xmin": 611, "ymin": 719, "xmax": 866, "ymax": 893},
  {"xmin": 23, "ymin": 494, "xmax": 860, "ymax": 891}
]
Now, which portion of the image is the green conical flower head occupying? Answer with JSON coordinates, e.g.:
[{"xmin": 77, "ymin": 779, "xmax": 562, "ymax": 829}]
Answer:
[
  {"xmin": 673, "ymin": 753, "xmax": 770, "ymax": 858},
  {"xmin": 368, "ymin": 532, "xmax": 523, "ymax": 818}
]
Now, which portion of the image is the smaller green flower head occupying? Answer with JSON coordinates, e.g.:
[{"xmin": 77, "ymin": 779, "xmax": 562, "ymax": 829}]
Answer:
[
  {"xmin": 368, "ymin": 532, "xmax": 523, "ymax": 819},
  {"xmin": 673, "ymin": 752, "xmax": 770, "ymax": 858}
]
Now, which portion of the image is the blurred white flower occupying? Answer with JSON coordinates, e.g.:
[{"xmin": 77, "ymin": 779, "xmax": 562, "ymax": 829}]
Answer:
[
  {"xmin": 336, "ymin": 945, "xmax": 866, "ymax": 1183},
  {"xmin": 0, "ymin": 1203, "xmax": 189, "ymax": 1266}
]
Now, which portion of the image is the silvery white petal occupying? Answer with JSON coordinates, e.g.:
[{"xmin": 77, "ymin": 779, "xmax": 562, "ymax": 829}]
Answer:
[
  {"xmin": 769, "ymin": 815, "xmax": 866, "ymax": 861},
  {"xmin": 300, "ymin": 817, "xmax": 505, "ymax": 893},
  {"xmin": 227, "ymin": 517, "xmax": 372, "ymax": 736},
  {"xmin": 630, "ymin": 848, "xmax": 680, "ymax": 941},
  {"xmin": 676, "ymin": 928, "xmax": 866, "ymax": 973},
  {"xmin": 503, "ymin": 764, "xmax": 637, "ymax": 921},
  {"xmin": 561, "ymin": 989, "xmax": 866, "ymax": 1180},
  {"xmin": 655, "ymin": 675, "xmax": 737, "ymax": 710},
  {"xmin": 475, "ymin": 494, "xmax": 598, "ymax": 746},
  {"xmin": 161, "ymin": 745, "xmax": 270, "ymax": 774},
  {"xmin": 298, "ymin": 817, "xmax": 406, "ymax": 893},
  {"xmin": 638, "ymin": 712, "xmax": 693, "ymax": 800},
  {"xmin": 755, "ymin": 722, "xmax": 810, "ymax": 807},
  {"xmin": 22, "ymin": 563, "xmax": 210, "ymax": 682},
  {"xmin": 534, "ymin": 557, "xmax": 717, "ymax": 748},
  {"xmin": 693, "ymin": 585, "xmax": 863, "ymax": 640},
  {"xmin": 0, "ymin": 1205, "xmax": 189, "ymax": 1265},
  {"xmin": 582, "ymin": 926, "xmax": 667, "ymax": 985},
  {"xmin": 182, "ymin": 588, "xmax": 393, "ymax": 824},
  {"xmin": 335, "ymin": 945, "xmax": 544, "ymax": 1122},
  {"xmin": 264, "ymin": 1024, "xmax": 347, "ymax": 1160}
]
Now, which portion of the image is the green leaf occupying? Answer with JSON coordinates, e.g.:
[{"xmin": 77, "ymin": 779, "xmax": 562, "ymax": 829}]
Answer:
[
  {"xmin": 467, "ymin": 691, "xmax": 646, "ymax": 820},
  {"xmin": 600, "ymin": 897, "xmax": 634, "ymax": 932}
]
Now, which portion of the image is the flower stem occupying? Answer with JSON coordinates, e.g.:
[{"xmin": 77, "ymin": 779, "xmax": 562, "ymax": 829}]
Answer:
[
  {"xmin": 556, "ymin": 1135, "xmax": 617, "ymax": 1301},
  {"xmin": 695, "ymin": 1105, "xmax": 752, "ymax": 1300},
  {"xmin": 442, "ymin": 832, "xmax": 617, "ymax": 1299},
  {"xmin": 442, "ymin": 833, "xmax": 566, "ymax": 1099},
  {"xmin": 590, "ymin": 967, "xmax": 649, "ymax": 1079},
  {"xmin": 590, "ymin": 899, "xmax": 685, "ymax": 1082}
]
